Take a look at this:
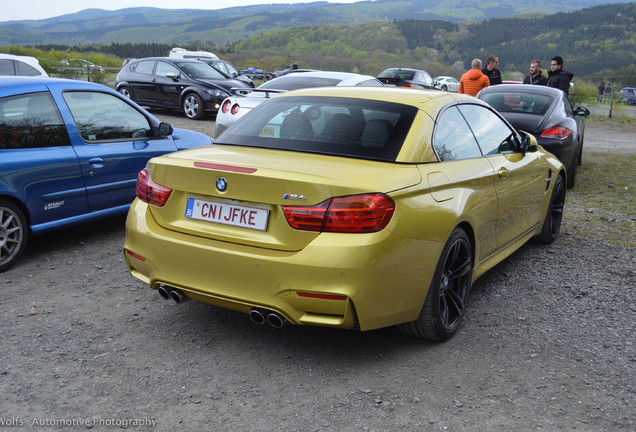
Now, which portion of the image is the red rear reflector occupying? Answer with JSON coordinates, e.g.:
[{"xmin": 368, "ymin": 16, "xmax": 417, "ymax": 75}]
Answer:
[
  {"xmin": 403, "ymin": 83, "xmax": 413, "ymax": 87},
  {"xmin": 297, "ymin": 292, "xmax": 347, "ymax": 301},
  {"xmin": 193, "ymin": 162, "xmax": 257, "ymax": 173},
  {"xmin": 136, "ymin": 169, "xmax": 172, "ymax": 207},
  {"xmin": 221, "ymin": 100, "xmax": 232, "ymax": 113},
  {"xmin": 541, "ymin": 126, "xmax": 572, "ymax": 140},
  {"xmin": 231, "ymin": 103, "xmax": 240, "ymax": 115},
  {"xmin": 283, "ymin": 193, "xmax": 395, "ymax": 233},
  {"xmin": 125, "ymin": 249, "xmax": 146, "ymax": 262}
]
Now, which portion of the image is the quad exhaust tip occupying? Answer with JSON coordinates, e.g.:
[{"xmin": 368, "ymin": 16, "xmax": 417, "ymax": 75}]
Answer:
[
  {"xmin": 249, "ymin": 308, "xmax": 288, "ymax": 328},
  {"xmin": 157, "ymin": 285, "xmax": 189, "ymax": 303}
]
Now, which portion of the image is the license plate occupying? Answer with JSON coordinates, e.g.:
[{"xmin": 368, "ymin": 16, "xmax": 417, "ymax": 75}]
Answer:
[{"xmin": 185, "ymin": 198, "xmax": 269, "ymax": 231}]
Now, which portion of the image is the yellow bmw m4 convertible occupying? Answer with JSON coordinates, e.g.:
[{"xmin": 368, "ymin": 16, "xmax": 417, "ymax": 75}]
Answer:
[{"xmin": 124, "ymin": 86, "xmax": 566, "ymax": 341}]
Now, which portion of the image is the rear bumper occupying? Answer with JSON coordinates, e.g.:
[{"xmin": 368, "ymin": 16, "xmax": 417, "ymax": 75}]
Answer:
[{"xmin": 123, "ymin": 200, "xmax": 442, "ymax": 331}]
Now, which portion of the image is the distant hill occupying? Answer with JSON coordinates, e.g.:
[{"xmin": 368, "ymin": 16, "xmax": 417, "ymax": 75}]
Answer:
[{"xmin": 0, "ymin": 0, "xmax": 634, "ymax": 46}]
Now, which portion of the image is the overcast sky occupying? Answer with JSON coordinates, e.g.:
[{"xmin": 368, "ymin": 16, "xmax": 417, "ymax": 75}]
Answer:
[{"xmin": 3, "ymin": 1, "xmax": 361, "ymax": 22}]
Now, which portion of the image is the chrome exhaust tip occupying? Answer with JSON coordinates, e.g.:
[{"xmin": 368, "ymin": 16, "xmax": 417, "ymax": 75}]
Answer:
[
  {"xmin": 169, "ymin": 288, "xmax": 189, "ymax": 304},
  {"xmin": 266, "ymin": 312, "xmax": 288, "ymax": 328},
  {"xmin": 249, "ymin": 308, "xmax": 266, "ymax": 325},
  {"xmin": 157, "ymin": 285, "xmax": 171, "ymax": 300}
]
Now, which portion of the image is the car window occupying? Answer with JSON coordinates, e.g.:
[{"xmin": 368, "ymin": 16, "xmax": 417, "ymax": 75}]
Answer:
[
  {"xmin": 0, "ymin": 92, "xmax": 70, "ymax": 149},
  {"xmin": 131, "ymin": 60, "xmax": 155, "ymax": 75},
  {"xmin": 15, "ymin": 61, "xmax": 42, "ymax": 76},
  {"xmin": 458, "ymin": 104, "xmax": 518, "ymax": 155},
  {"xmin": 215, "ymin": 95, "xmax": 417, "ymax": 162},
  {"xmin": 357, "ymin": 79, "xmax": 384, "ymax": 87},
  {"xmin": 562, "ymin": 97, "xmax": 574, "ymax": 116},
  {"xmin": 155, "ymin": 61, "xmax": 180, "ymax": 77},
  {"xmin": 481, "ymin": 91, "xmax": 553, "ymax": 115},
  {"xmin": 62, "ymin": 91, "xmax": 153, "ymax": 142},
  {"xmin": 433, "ymin": 107, "xmax": 482, "ymax": 161},
  {"xmin": 0, "ymin": 59, "xmax": 15, "ymax": 75},
  {"xmin": 176, "ymin": 62, "xmax": 225, "ymax": 80}
]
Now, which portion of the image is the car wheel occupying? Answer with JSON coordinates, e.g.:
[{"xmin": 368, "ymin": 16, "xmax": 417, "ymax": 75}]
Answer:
[
  {"xmin": 398, "ymin": 227, "xmax": 472, "ymax": 341},
  {"xmin": 0, "ymin": 200, "xmax": 28, "ymax": 272},
  {"xmin": 183, "ymin": 93, "xmax": 205, "ymax": 120},
  {"xmin": 537, "ymin": 174, "xmax": 565, "ymax": 244},
  {"xmin": 118, "ymin": 86, "xmax": 133, "ymax": 100},
  {"xmin": 442, "ymin": 85, "xmax": 448, "ymax": 91},
  {"xmin": 567, "ymin": 155, "xmax": 577, "ymax": 189}
]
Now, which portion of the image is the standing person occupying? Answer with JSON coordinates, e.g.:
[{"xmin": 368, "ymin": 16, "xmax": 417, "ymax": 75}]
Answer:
[
  {"xmin": 546, "ymin": 56, "xmax": 574, "ymax": 96},
  {"xmin": 523, "ymin": 60, "xmax": 547, "ymax": 85},
  {"xmin": 604, "ymin": 82, "xmax": 613, "ymax": 103},
  {"xmin": 482, "ymin": 55, "xmax": 502, "ymax": 86},
  {"xmin": 598, "ymin": 82, "xmax": 605, "ymax": 102},
  {"xmin": 459, "ymin": 59, "xmax": 490, "ymax": 97}
]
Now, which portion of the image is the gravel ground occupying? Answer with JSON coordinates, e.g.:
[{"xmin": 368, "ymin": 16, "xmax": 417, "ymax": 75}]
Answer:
[{"xmin": 1, "ymin": 114, "xmax": 634, "ymax": 431}]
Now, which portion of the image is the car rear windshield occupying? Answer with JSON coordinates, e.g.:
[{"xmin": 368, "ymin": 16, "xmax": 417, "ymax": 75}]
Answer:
[
  {"xmin": 379, "ymin": 70, "xmax": 416, "ymax": 80},
  {"xmin": 214, "ymin": 96, "xmax": 418, "ymax": 162},
  {"xmin": 481, "ymin": 91, "xmax": 553, "ymax": 116}
]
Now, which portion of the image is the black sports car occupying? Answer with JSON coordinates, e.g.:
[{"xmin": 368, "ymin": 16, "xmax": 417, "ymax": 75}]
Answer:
[
  {"xmin": 116, "ymin": 57, "xmax": 250, "ymax": 119},
  {"xmin": 478, "ymin": 84, "xmax": 589, "ymax": 188}
]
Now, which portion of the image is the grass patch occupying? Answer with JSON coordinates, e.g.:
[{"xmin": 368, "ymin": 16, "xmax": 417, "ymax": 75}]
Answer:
[{"xmin": 564, "ymin": 152, "xmax": 636, "ymax": 251}]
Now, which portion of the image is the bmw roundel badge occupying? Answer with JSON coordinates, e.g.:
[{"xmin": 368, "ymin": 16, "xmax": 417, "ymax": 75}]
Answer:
[{"xmin": 216, "ymin": 177, "xmax": 228, "ymax": 192}]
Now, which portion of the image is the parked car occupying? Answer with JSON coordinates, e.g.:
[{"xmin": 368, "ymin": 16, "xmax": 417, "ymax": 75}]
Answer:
[
  {"xmin": 196, "ymin": 58, "xmax": 254, "ymax": 88},
  {"xmin": 434, "ymin": 76, "xmax": 459, "ymax": 92},
  {"xmin": 241, "ymin": 67, "xmax": 272, "ymax": 80},
  {"xmin": 0, "ymin": 53, "xmax": 48, "ymax": 77},
  {"xmin": 115, "ymin": 57, "xmax": 250, "ymax": 120},
  {"xmin": 477, "ymin": 84, "xmax": 589, "ymax": 188},
  {"xmin": 215, "ymin": 71, "xmax": 383, "ymax": 137},
  {"xmin": 376, "ymin": 68, "xmax": 435, "ymax": 89},
  {"xmin": 0, "ymin": 76, "xmax": 212, "ymax": 272},
  {"xmin": 617, "ymin": 87, "xmax": 636, "ymax": 104},
  {"xmin": 124, "ymin": 86, "xmax": 566, "ymax": 341},
  {"xmin": 65, "ymin": 58, "xmax": 104, "ymax": 72}
]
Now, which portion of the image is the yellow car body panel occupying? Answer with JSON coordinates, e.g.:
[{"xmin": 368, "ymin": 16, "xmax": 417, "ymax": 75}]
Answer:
[{"xmin": 124, "ymin": 86, "xmax": 565, "ymax": 334}]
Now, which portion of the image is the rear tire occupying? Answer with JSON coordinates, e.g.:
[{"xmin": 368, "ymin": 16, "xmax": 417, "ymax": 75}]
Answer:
[
  {"xmin": 183, "ymin": 93, "xmax": 205, "ymax": 120},
  {"xmin": 0, "ymin": 200, "xmax": 28, "ymax": 272},
  {"xmin": 398, "ymin": 227, "xmax": 472, "ymax": 341},
  {"xmin": 118, "ymin": 86, "xmax": 133, "ymax": 100},
  {"xmin": 537, "ymin": 174, "xmax": 565, "ymax": 244},
  {"xmin": 442, "ymin": 85, "xmax": 448, "ymax": 91},
  {"xmin": 567, "ymin": 154, "xmax": 578, "ymax": 188}
]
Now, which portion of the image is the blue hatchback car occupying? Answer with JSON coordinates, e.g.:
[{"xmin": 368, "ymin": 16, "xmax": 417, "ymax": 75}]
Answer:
[{"xmin": 0, "ymin": 76, "xmax": 212, "ymax": 271}]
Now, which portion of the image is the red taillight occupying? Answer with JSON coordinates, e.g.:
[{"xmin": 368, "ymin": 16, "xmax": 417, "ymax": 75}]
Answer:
[
  {"xmin": 231, "ymin": 103, "xmax": 240, "ymax": 115},
  {"xmin": 282, "ymin": 194, "xmax": 395, "ymax": 233},
  {"xmin": 136, "ymin": 169, "xmax": 172, "ymax": 207},
  {"xmin": 221, "ymin": 99, "xmax": 232, "ymax": 113},
  {"xmin": 541, "ymin": 126, "xmax": 572, "ymax": 140},
  {"xmin": 403, "ymin": 83, "xmax": 412, "ymax": 87}
]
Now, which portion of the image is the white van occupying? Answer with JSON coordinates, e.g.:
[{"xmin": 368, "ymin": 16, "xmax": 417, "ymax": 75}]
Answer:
[
  {"xmin": 0, "ymin": 53, "xmax": 49, "ymax": 77},
  {"xmin": 168, "ymin": 47, "xmax": 218, "ymax": 60}
]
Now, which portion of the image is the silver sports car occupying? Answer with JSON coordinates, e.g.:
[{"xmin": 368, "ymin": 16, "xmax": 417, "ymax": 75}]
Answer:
[{"xmin": 214, "ymin": 71, "xmax": 383, "ymax": 138}]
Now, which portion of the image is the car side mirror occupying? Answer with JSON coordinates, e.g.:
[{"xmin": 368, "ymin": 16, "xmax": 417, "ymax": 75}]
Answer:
[
  {"xmin": 575, "ymin": 107, "xmax": 590, "ymax": 117},
  {"xmin": 166, "ymin": 72, "xmax": 179, "ymax": 81},
  {"xmin": 158, "ymin": 122, "xmax": 173, "ymax": 137},
  {"xmin": 519, "ymin": 131, "xmax": 538, "ymax": 153}
]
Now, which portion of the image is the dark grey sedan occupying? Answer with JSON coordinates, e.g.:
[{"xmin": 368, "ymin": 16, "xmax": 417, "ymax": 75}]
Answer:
[{"xmin": 478, "ymin": 84, "xmax": 589, "ymax": 188}]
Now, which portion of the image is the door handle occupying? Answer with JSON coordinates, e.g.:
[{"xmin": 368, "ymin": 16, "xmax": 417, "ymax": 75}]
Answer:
[
  {"xmin": 89, "ymin": 157, "xmax": 105, "ymax": 168},
  {"xmin": 498, "ymin": 167, "xmax": 509, "ymax": 178}
]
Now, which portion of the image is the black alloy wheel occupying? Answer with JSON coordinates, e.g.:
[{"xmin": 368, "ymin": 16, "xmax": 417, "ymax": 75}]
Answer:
[
  {"xmin": 537, "ymin": 174, "xmax": 565, "ymax": 244},
  {"xmin": 399, "ymin": 227, "xmax": 473, "ymax": 341}
]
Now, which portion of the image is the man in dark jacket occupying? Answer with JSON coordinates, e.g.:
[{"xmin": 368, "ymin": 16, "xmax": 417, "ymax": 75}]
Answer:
[
  {"xmin": 482, "ymin": 55, "xmax": 502, "ymax": 86},
  {"xmin": 547, "ymin": 56, "xmax": 573, "ymax": 96},
  {"xmin": 523, "ymin": 60, "xmax": 548, "ymax": 85}
]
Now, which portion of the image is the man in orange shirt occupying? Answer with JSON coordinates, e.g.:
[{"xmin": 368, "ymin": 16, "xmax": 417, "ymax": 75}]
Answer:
[{"xmin": 458, "ymin": 59, "xmax": 490, "ymax": 97}]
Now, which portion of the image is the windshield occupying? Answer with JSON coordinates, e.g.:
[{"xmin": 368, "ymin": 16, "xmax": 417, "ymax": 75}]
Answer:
[
  {"xmin": 176, "ymin": 62, "xmax": 226, "ymax": 80},
  {"xmin": 481, "ymin": 91, "xmax": 554, "ymax": 116},
  {"xmin": 379, "ymin": 70, "xmax": 416, "ymax": 80},
  {"xmin": 214, "ymin": 96, "xmax": 418, "ymax": 162}
]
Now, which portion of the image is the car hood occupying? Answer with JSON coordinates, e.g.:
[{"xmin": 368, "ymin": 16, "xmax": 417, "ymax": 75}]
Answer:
[{"xmin": 194, "ymin": 78, "xmax": 248, "ymax": 92}]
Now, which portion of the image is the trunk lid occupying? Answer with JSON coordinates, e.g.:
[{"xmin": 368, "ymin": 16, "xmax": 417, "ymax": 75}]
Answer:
[{"xmin": 145, "ymin": 145, "xmax": 422, "ymax": 251}]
